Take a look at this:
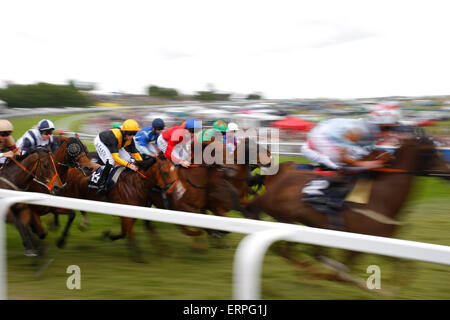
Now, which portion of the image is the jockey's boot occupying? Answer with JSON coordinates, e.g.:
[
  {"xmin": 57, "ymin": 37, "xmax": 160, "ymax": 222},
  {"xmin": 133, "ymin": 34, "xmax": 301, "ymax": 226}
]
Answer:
[{"xmin": 96, "ymin": 161, "xmax": 113, "ymax": 194}]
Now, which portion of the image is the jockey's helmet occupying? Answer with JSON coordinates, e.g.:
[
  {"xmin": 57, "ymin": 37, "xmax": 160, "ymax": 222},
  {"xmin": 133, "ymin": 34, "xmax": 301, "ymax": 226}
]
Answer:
[
  {"xmin": 111, "ymin": 122, "xmax": 121, "ymax": 129},
  {"xmin": 212, "ymin": 120, "xmax": 227, "ymax": 132},
  {"xmin": 369, "ymin": 108, "xmax": 401, "ymax": 125},
  {"xmin": 121, "ymin": 119, "xmax": 140, "ymax": 133},
  {"xmin": 38, "ymin": 119, "xmax": 55, "ymax": 132},
  {"xmin": 0, "ymin": 119, "xmax": 14, "ymax": 132},
  {"xmin": 227, "ymin": 122, "xmax": 239, "ymax": 131},
  {"xmin": 184, "ymin": 118, "xmax": 202, "ymax": 131},
  {"xmin": 152, "ymin": 118, "xmax": 165, "ymax": 130}
]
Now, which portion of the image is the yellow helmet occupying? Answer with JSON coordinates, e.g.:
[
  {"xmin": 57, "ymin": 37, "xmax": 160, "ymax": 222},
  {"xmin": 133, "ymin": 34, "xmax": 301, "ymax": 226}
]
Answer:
[
  {"xmin": 121, "ymin": 119, "xmax": 140, "ymax": 132},
  {"xmin": 0, "ymin": 119, "xmax": 13, "ymax": 132}
]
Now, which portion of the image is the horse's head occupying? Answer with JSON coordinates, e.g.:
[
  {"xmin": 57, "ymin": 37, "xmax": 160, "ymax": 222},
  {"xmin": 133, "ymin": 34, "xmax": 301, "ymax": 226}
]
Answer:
[
  {"xmin": 140, "ymin": 144, "xmax": 178, "ymax": 192},
  {"xmin": 27, "ymin": 147, "xmax": 64, "ymax": 194},
  {"xmin": 393, "ymin": 134, "xmax": 450, "ymax": 179},
  {"xmin": 237, "ymin": 137, "xmax": 273, "ymax": 169},
  {"xmin": 56, "ymin": 136, "xmax": 96, "ymax": 176}
]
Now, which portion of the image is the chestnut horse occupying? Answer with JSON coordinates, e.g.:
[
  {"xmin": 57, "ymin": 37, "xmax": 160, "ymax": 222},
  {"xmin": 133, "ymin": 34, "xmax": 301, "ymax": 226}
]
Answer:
[
  {"xmin": 147, "ymin": 138, "xmax": 271, "ymax": 241},
  {"xmin": 0, "ymin": 147, "xmax": 64, "ymax": 256},
  {"xmin": 63, "ymin": 152, "xmax": 178, "ymax": 262},
  {"xmin": 245, "ymin": 136, "xmax": 449, "ymax": 286},
  {"xmin": 27, "ymin": 136, "xmax": 98, "ymax": 248}
]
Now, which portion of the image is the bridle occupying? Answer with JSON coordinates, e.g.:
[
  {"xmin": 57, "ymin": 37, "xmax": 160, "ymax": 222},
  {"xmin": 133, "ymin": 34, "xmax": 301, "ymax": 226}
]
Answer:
[
  {"xmin": 57, "ymin": 138, "xmax": 92, "ymax": 176},
  {"xmin": 9, "ymin": 148, "xmax": 60, "ymax": 192}
]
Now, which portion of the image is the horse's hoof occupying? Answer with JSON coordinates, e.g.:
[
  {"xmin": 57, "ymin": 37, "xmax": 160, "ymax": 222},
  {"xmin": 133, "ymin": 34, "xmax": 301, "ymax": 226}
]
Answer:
[
  {"xmin": 78, "ymin": 224, "xmax": 88, "ymax": 232},
  {"xmin": 24, "ymin": 249, "xmax": 38, "ymax": 257},
  {"xmin": 56, "ymin": 238, "xmax": 66, "ymax": 249}
]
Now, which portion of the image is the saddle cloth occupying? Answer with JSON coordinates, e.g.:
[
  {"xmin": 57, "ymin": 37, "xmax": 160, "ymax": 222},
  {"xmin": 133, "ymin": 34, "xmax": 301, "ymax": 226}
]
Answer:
[{"xmin": 88, "ymin": 165, "xmax": 125, "ymax": 190}]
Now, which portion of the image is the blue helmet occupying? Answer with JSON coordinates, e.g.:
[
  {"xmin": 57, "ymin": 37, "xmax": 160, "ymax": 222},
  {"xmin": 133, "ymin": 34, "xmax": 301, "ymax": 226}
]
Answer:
[
  {"xmin": 184, "ymin": 118, "xmax": 202, "ymax": 130},
  {"xmin": 37, "ymin": 119, "xmax": 55, "ymax": 132},
  {"xmin": 152, "ymin": 118, "xmax": 165, "ymax": 130}
]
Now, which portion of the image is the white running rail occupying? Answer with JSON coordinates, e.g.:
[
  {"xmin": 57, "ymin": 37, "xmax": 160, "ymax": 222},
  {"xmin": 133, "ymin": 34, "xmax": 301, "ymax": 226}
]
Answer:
[{"xmin": 0, "ymin": 189, "xmax": 449, "ymax": 300}]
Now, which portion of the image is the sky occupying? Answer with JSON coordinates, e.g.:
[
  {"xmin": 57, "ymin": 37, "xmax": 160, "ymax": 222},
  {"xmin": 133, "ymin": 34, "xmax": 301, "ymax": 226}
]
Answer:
[{"xmin": 1, "ymin": 0, "xmax": 450, "ymax": 100}]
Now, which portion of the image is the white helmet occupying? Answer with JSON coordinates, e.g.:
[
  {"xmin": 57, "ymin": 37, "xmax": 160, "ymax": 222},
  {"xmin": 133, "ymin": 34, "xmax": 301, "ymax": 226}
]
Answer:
[
  {"xmin": 37, "ymin": 119, "xmax": 56, "ymax": 131},
  {"xmin": 0, "ymin": 119, "xmax": 13, "ymax": 132},
  {"xmin": 368, "ymin": 106, "xmax": 402, "ymax": 125},
  {"xmin": 227, "ymin": 122, "xmax": 239, "ymax": 131}
]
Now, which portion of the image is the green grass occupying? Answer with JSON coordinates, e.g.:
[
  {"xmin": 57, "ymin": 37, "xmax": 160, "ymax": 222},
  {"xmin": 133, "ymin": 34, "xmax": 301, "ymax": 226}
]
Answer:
[{"xmin": 3, "ymin": 115, "xmax": 450, "ymax": 300}]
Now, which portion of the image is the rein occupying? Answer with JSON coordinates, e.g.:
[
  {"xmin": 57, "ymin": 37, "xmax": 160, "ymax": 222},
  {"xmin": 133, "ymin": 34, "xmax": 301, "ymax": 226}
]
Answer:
[{"xmin": 10, "ymin": 151, "xmax": 59, "ymax": 192}]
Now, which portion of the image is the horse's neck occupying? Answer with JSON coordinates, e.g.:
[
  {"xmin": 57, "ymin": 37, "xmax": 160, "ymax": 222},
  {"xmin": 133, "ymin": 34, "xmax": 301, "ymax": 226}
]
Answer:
[
  {"xmin": 1, "ymin": 157, "xmax": 35, "ymax": 189},
  {"xmin": 367, "ymin": 145, "xmax": 421, "ymax": 218},
  {"xmin": 55, "ymin": 147, "xmax": 70, "ymax": 183}
]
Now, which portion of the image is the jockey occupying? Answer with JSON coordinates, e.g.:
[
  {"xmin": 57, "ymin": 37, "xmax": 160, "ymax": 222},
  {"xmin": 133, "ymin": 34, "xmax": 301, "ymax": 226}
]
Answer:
[
  {"xmin": 300, "ymin": 118, "xmax": 384, "ymax": 217},
  {"xmin": 196, "ymin": 120, "xmax": 227, "ymax": 143},
  {"xmin": 157, "ymin": 118, "xmax": 202, "ymax": 168},
  {"xmin": 134, "ymin": 118, "xmax": 165, "ymax": 158},
  {"xmin": 94, "ymin": 118, "xmax": 143, "ymax": 170},
  {"xmin": 0, "ymin": 119, "xmax": 20, "ymax": 164},
  {"xmin": 301, "ymin": 118, "xmax": 383, "ymax": 170},
  {"xmin": 93, "ymin": 119, "xmax": 143, "ymax": 193},
  {"xmin": 16, "ymin": 119, "xmax": 58, "ymax": 155}
]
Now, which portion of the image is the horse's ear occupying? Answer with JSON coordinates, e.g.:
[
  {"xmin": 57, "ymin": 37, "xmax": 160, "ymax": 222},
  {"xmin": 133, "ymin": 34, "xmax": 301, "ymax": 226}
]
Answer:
[{"xmin": 158, "ymin": 151, "xmax": 166, "ymax": 160}]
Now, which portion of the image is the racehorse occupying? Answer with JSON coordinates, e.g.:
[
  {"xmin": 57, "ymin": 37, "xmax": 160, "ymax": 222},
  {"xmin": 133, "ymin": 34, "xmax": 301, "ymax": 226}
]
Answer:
[
  {"xmin": 147, "ymin": 138, "xmax": 272, "ymax": 243},
  {"xmin": 0, "ymin": 147, "xmax": 64, "ymax": 256},
  {"xmin": 245, "ymin": 135, "xmax": 449, "ymax": 288},
  {"xmin": 63, "ymin": 151, "xmax": 178, "ymax": 262},
  {"xmin": 27, "ymin": 136, "xmax": 98, "ymax": 247}
]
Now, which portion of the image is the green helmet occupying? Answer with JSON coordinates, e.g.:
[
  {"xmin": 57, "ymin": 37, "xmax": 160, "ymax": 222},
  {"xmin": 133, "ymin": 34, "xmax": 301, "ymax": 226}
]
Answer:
[
  {"xmin": 196, "ymin": 128, "xmax": 221, "ymax": 143},
  {"xmin": 212, "ymin": 120, "xmax": 227, "ymax": 132},
  {"xmin": 111, "ymin": 122, "xmax": 122, "ymax": 129}
]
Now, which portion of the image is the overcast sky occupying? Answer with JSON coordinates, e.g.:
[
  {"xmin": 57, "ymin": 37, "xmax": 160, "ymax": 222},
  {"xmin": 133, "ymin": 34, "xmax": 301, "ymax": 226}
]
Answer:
[{"xmin": 1, "ymin": 0, "xmax": 450, "ymax": 99}]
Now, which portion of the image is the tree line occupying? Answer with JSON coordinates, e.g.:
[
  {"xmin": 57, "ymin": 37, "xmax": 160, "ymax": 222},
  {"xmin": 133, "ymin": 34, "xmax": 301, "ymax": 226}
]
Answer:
[{"xmin": 0, "ymin": 81, "xmax": 263, "ymax": 108}]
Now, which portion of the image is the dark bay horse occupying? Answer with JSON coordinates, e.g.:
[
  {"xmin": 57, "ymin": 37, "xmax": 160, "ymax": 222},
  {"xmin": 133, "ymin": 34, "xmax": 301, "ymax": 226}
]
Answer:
[
  {"xmin": 27, "ymin": 136, "xmax": 98, "ymax": 247},
  {"xmin": 245, "ymin": 136, "xmax": 449, "ymax": 286},
  {"xmin": 0, "ymin": 147, "xmax": 64, "ymax": 256}
]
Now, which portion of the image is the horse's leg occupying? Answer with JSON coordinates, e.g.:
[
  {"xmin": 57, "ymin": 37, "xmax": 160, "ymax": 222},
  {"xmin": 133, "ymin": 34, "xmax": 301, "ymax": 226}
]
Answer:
[
  {"xmin": 144, "ymin": 221, "xmax": 170, "ymax": 256},
  {"xmin": 48, "ymin": 213, "xmax": 60, "ymax": 231},
  {"xmin": 78, "ymin": 210, "xmax": 91, "ymax": 231},
  {"xmin": 56, "ymin": 211, "xmax": 76, "ymax": 248},
  {"xmin": 13, "ymin": 206, "xmax": 38, "ymax": 257},
  {"xmin": 124, "ymin": 218, "xmax": 145, "ymax": 263},
  {"xmin": 30, "ymin": 211, "xmax": 47, "ymax": 240}
]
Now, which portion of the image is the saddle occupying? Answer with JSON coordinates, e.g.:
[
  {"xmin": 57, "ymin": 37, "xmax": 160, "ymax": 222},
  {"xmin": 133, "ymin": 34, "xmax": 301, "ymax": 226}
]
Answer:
[
  {"xmin": 88, "ymin": 164, "xmax": 125, "ymax": 193},
  {"xmin": 300, "ymin": 166, "xmax": 357, "ymax": 230}
]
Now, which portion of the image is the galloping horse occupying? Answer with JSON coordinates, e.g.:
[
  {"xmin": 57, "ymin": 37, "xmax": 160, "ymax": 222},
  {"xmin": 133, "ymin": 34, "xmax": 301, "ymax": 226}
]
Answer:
[
  {"xmin": 0, "ymin": 147, "xmax": 64, "ymax": 256},
  {"xmin": 245, "ymin": 135, "xmax": 449, "ymax": 285},
  {"xmin": 148, "ymin": 138, "xmax": 271, "ymax": 241},
  {"xmin": 27, "ymin": 136, "xmax": 98, "ymax": 247},
  {"xmin": 64, "ymin": 151, "xmax": 178, "ymax": 262}
]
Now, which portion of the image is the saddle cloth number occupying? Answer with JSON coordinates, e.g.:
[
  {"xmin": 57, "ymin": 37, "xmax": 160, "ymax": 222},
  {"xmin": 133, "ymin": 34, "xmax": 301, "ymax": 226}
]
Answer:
[
  {"xmin": 90, "ymin": 171, "xmax": 101, "ymax": 184},
  {"xmin": 302, "ymin": 179, "xmax": 330, "ymax": 196}
]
